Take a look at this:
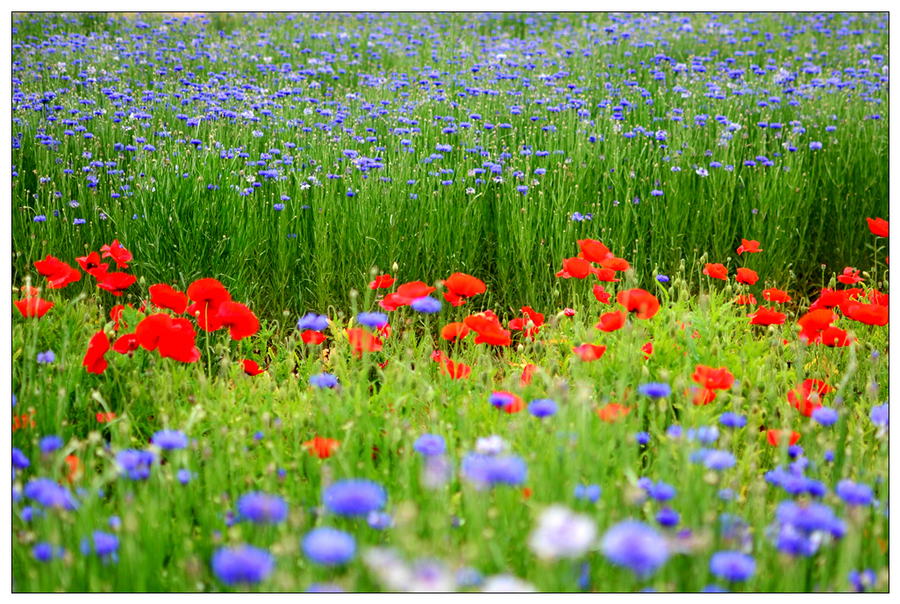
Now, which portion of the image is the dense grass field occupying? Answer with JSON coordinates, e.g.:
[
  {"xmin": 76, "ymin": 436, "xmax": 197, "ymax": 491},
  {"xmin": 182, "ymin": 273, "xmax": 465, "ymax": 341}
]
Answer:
[{"xmin": 10, "ymin": 12, "xmax": 890, "ymax": 592}]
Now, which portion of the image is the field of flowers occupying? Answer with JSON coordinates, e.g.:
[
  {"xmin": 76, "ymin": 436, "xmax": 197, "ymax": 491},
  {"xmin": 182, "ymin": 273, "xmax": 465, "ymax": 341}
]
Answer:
[{"xmin": 11, "ymin": 12, "xmax": 890, "ymax": 593}]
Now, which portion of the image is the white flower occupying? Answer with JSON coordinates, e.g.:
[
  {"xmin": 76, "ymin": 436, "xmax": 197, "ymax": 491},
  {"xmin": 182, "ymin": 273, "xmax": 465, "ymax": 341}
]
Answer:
[
  {"xmin": 528, "ymin": 505, "xmax": 597, "ymax": 560},
  {"xmin": 475, "ymin": 435, "xmax": 505, "ymax": 455}
]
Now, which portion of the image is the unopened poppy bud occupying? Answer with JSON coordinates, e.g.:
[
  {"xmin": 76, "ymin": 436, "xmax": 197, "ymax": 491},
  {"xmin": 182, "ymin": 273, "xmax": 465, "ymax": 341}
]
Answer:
[
  {"xmin": 679, "ymin": 289, "xmax": 689, "ymax": 303},
  {"xmin": 862, "ymin": 271, "xmax": 871, "ymax": 279},
  {"xmin": 349, "ymin": 289, "xmax": 358, "ymax": 299},
  {"xmin": 641, "ymin": 365, "xmax": 650, "ymax": 378},
  {"xmin": 517, "ymin": 344, "xmax": 525, "ymax": 353},
  {"xmin": 828, "ymin": 276, "xmax": 836, "ymax": 289},
  {"xmin": 214, "ymin": 343, "xmax": 224, "ymax": 356},
  {"xmin": 658, "ymin": 369, "xmax": 670, "ymax": 382},
  {"xmin": 723, "ymin": 284, "xmax": 732, "ymax": 298},
  {"xmin": 552, "ymin": 289, "xmax": 559, "ymax": 298},
  {"xmin": 282, "ymin": 310, "xmax": 290, "ymax": 317},
  {"xmin": 392, "ymin": 262, "xmax": 399, "ymax": 272},
  {"xmin": 532, "ymin": 341, "xmax": 544, "ymax": 355},
  {"xmin": 369, "ymin": 266, "xmax": 379, "ymax": 277},
  {"xmin": 139, "ymin": 276, "xmax": 146, "ymax": 286}
]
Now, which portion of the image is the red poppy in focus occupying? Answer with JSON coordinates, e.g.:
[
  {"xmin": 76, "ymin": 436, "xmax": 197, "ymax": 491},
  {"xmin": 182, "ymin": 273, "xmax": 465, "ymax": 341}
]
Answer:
[
  {"xmin": 14, "ymin": 296, "xmax": 54, "ymax": 318},
  {"xmin": 593, "ymin": 284, "xmax": 611, "ymax": 304},
  {"xmin": 521, "ymin": 363, "xmax": 537, "ymax": 386},
  {"xmin": 595, "ymin": 310, "xmax": 626, "ymax": 332},
  {"xmin": 748, "ymin": 307, "xmax": 786, "ymax": 326},
  {"xmin": 464, "ymin": 312, "xmax": 512, "ymax": 346},
  {"xmin": 578, "ymin": 239, "xmax": 614, "ymax": 263},
  {"xmin": 841, "ymin": 301, "xmax": 889, "ymax": 326},
  {"xmin": 837, "ymin": 267, "xmax": 863, "ymax": 285},
  {"xmin": 867, "ymin": 290, "xmax": 889, "ymax": 307},
  {"xmin": 593, "ymin": 267, "xmax": 621, "ymax": 282},
  {"xmin": 441, "ymin": 358, "xmax": 472, "ymax": 379},
  {"xmin": 600, "ymin": 257, "xmax": 630, "ymax": 272},
  {"xmin": 866, "ymin": 217, "xmax": 889, "ymax": 238},
  {"xmin": 34, "ymin": 255, "xmax": 82, "ymax": 289},
  {"xmin": 617, "ymin": 289, "xmax": 660, "ymax": 320},
  {"xmin": 397, "ymin": 281, "xmax": 436, "ymax": 300},
  {"xmin": 241, "ymin": 359, "xmax": 265, "ymax": 376},
  {"xmin": 75, "ymin": 252, "xmax": 110, "ymax": 280},
  {"xmin": 556, "ymin": 257, "xmax": 592, "ymax": 279},
  {"xmin": 216, "ymin": 301, "xmax": 259, "ymax": 340},
  {"xmin": 763, "ymin": 288, "xmax": 791, "ymax": 304},
  {"xmin": 100, "ymin": 239, "xmax": 132, "ymax": 269},
  {"xmin": 692, "ymin": 365, "xmax": 735, "ymax": 390},
  {"xmin": 109, "ymin": 304, "xmax": 133, "ymax": 331},
  {"xmin": 96, "ymin": 412, "xmax": 116, "ymax": 423},
  {"xmin": 787, "ymin": 379, "xmax": 831, "ymax": 417},
  {"xmin": 596, "ymin": 403, "xmax": 630, "ymax": 423},
  {"xmin": 378, "ymin": 292, "xmax": 407, "ymax": 311},
  {"xmin": 818, "ymin": 326, "xmax": 853, "ymax": 347},
  {"xmin": 809, "ymin": 288, "xmax": 853, "ymax": 311},
  {"xmin": 443, "ymin": 273, "xmax": 486, "ymax": 298},
  {"xmin": 441, "ymin": 322, "xmax": 470, "ymax": 341},
  {"xmin": 149, "ymin": 284, "xmax": 189, "ymax": 314},
  {"xmin": 135, "ymin": 314, "xmax": 201, "ymax": 363},
  {"xmin": 302, "ymin": 436, "xmax": 340, "ymax": 459},
  {"xmin": 113, "ymin": 333, "xmax": 140, "ymax": 355},
  {"xmin": 642, "ymin": 342, "xmax": 653, "ymax": 359},
  {"xmin": 736, "ymin": 239, "xmax": 762, "ymax": 255},
  {"xmin": 733, "ymin": 294, "xmax": 757, "ymax": 305},
  {"xmin": 766, "ymin": 429, "xmax": 800, "ymax": 447},
  {"xmin": 797, "ymin": 309, "xmax": 837, "ymax": 341},
  {"xmin": 186, "ymin": 278, "xmax": 232, "ymax": 331},
  {"xmin": 347, "ymin": 328, "xmax": 384, "ymax": 357},
  {"xmin": 443, "ymin": 289, "xmax": 465, "ymax": 306},
  {"xmin": 562, "ymin": 308, "xmax": 576, "ymax": 317},
  {"xmin": 83, "ymin": 331, "xmax": 111, "ymax": 374},
  {"xmin": 703, "ymin": 263, "xmax": 728, "ymax": 280},
  {"xmin": 509, "ymin": 306, "xmax": 545, "ymax": 340},
  {"xmin": 301, "ymin": 330, "xmax": 326, "ymax": 345},
  {"xmin": 97, "ymin": 272, "xmax": 136, "ymax": 297},
  {"xmin": 572, "ymin": 343, "xmax": 607, "ymax": 362},
  {"xmin": 735, "ymin": 268, "xmax": 758, "ymax": 285},
  {"xmin": 369, "ymin": 274, "xmax": 395, "ymax": 289},
  {"xmin": 690, "ymin": 387, "xmax": 718, "ymax": 406}
]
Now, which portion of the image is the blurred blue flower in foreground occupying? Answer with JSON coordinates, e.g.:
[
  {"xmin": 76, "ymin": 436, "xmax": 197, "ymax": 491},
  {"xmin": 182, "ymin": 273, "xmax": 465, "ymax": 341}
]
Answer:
[
  {"xmin": 211, "ymin": 545, "xmax": 274, "ymax": 586},
  {"xmin": 601, "ymin": 520, "xmax": 669, "ymax": 577},
  {"xmin": 236, "ymin": 492, "xmax": 289, "ymax": 524},
  {"xmin": 302, "ymin": 527, "xmax": 356, "ymax": 565},
  {"xmin": 323, "ymin": 479, "xmax": 387, "ymax": 516}
]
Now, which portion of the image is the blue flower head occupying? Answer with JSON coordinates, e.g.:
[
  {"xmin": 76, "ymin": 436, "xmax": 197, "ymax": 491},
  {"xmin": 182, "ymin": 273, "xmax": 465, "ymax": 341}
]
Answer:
[
  {"xmin": 39, "ymin": 435, "xmax": 64, "ymax": 454},
  {"xmin": 461, "ymin": 454, "xmax": 527, "ymax": 488},
  {"xmin": 410, "ymin": 296, "xmax": 441, "ymax": 313},
  {"xmin": 528, "ymin": 399, "xmax": 558, "ymax": 418},
  {"xmin": 601, "ymin": 521, "xmax": 669, "ymax": 577},
  {"xmin": 357, "ymin": 312, "xmax": 388, "ymax": 328},
  {"xmin": 297, "ymin": 313, "xmax": 329, "ymax": 332},
  {"xmin": 709, "ymin": 551, "xmax": 756, "ymax": 582},
  {"xmin": 302, "ymin": 527, "xmax": 356, "ymax": 566},
  {"xmin": 637, "ymin": 383, "xmax": 671, "ymax": 399},
  {"xmin": 211, "ymin": 545, "xmax": 274, "ymax": 586},
  {"xmin": 236, "ymin": 492, "xmax": 289, "ymax": 524},
  {"xmin": 323, "ymin": 479, "xmax": 387, "ymax": 516},
  {"xmin": 414, "ymin": 434, "xmax": 446, "ymax": 457},
  {"xmin": 309, "ymin": 373, "xmax": 339, "ymax": 389},
  {"xmin": 116, "ymin": 450, "xmax": 156, "ymax": 481},
  {"xmin": 152, "ymin": 430, "xmax": 188, "ymax": 450},
  {"xmin": 812, "ymin": 407, "xmax": 838, "ymax": 426}
]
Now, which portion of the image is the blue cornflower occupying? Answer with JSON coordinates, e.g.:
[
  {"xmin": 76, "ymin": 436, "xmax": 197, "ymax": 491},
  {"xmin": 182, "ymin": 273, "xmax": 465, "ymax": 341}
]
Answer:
[
  {"xmin": 37, "ymin": 350, "xmax": 55, "ymax": 364},
  {"xmin": 650, "ymin": 189, "xmax": 663, "ymax": 196},
  {"xmin": 177, "ymin": 469, "xmax": 192, "ymax": 485},
  {"xmin": 73, "ymin": 218, "xmax": 86, "ymax": 225},
  {"xmin": 23, "ymin": 478, "xmax": 77, "ymax": 510},
  {"xmin": 812, "ymin": 407, "xmax": 838, "ymax": 426},
  {"xmin": 869, "ymin": 403, "xmax": 888, "ymax": 428},
  {"xmin": 413, "ymin": 434, "xmax": 446, "ymax": 457},
  {"xmin": 635, "ymin": 432, "xmax": 651, "ymax": 445},
  {"xmin": 848, "ymin": 569, "xmax": 877, "ymax": 592},
  {"xmin": 323, "ymin": 479, "xmax": 387, "ymax": 516},
  {"xmin": 357, "ymin": 311, "xmax": 388, "ymax": 328},
  {"xmin": 410, "ymin": 296, "xmax": 441, "ymax": 313},
  {"xmin": 211, "ymin": 545, "xmax": 274, "ymax": 586},
  {"xmin": 32, "ymin": 542, "xmax": 63, "ymax": 562},
  {"xmin": 666, "ymin": 425, "xmax": 683, "ymax": 439},
  {"xmin": 719, "ymin": 413, "xmax": 747, "ymax": 429},
  {"xmin": 709, "ymin": 551, "xmax": 755, "ymax": 582},
  {"xmin": 574, "ymin": 484, "xmax": 602, "ymax": 503},
  {"xmin": 461, "ymin": 454, "xmax": 528, "ymax": 488},
  {"xmin": 835, "ymin": 479, "xmax": 874, "ymax": 507},
  {"xmin": 13, "ymin": 448, "xmax": 30, "ymax": 469},
  {"xmin": 646, "ymin": 481, "xmax": 675, "ymax": 502},
  {"xmin": 656, "ymin": 507, "xmax": 680, "ymax": 528},
  {"xmin": 688, "ymin": 425, "xmax": 720, "ymax": 445},
  {"xmin": 236, "ymin": 492, "xmax": 289, "ymax": 524},
  {"xmin": 297, "ymin": 313, "xmax": 329, "ymax": 331},
  {"xmin": 309, "ymin": 373, "xmax": 339, "ymax": 389},
  {"xmin": 637, "ymin": 383, "xmax": 671, "ymax": 399},
  {"xmin": 704, "ymin": 450, "xmax": 736, "ymax": 471},
  {"xmin": 656, "ymin": 274, "xmax": 669, "ymax": 283},
  {"xmin": 601, "ymin": 521, "xmax": 669, "ymax": 577},
  {"xmin": 302, "ymin": 527, "xmax": 356, "ymax": 565},
  {"xmin": 809, "ymin": 141, "xmax": 823, "ymax": 150},
  {"xmin": 367, "ymin": 510, "xmax": 393, "ymax": 530},
  {"xmin": 39, "ymin": 435, "xmax": 64, "ymax": 453},
  {"xmin": 80, "ymin": 531, "xmax": 118, "ymax": 562},
  {"xmin": 34, "ymin": 215, "xmax": 47, "ymax": 222},
  {"xmin": 152, "ymin": 430, "xmax": 188, "ymax": 450},
  {"xmin": 116, "ymin": 450, "xmax": 155, "ymax": 481},
  {"xmin": 516, "ymin": 185, "xmax": 528, "ymax": 195},
  {"xmin": 273, "ymin": 203, "xmax": 285, "ymax": 211},
  {"xmin": 528, "ymin": 399, "xmax": 558, "ymax": 418}
]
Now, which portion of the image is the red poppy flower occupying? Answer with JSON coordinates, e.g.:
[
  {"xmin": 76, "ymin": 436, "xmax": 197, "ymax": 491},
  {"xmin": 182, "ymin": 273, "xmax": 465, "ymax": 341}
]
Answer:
[
  {"xmin": 34, "ymin": 255, "xmax": 82, "ymax": 289},
  {"xmin": 522, "ymin": 487, "xmax": 532, "ymax": 500},
  {"xmin": 241, "ymin": 359, "xmax": 265, "ymax": 376},
  {"xmin": 96, "ymin": 412, "xmax": 117, "ymax": 423},
  {"xmin": 809, "ymin": 288, "xmax": 851, "ymax": 310},
  {"xmin": 521, "ymin": 363, "xmax": 537, "ymax": 386},
  {"xmin": 763, "ymin": 288, "xmax": 791, "ymax": 304},
  {"xmin": 113, "ymin": 333, "xmax": 140, "ymax": 355},
  {"xmin": 556, "ymin": 257, "xmax": 592, "ymax": 279},
  {"xmin": 509, "ymin": 306, "xmax": 544, "ymax": 340},
  {"xmin": 690, "ymin": 387, "xmax": 718, "ymax": 406},
  {"xmin": 443, "ymin": 272, "xmax": 486, "ymax": 298},
  {"xmin": 818, "ymin": 326, "xmax": 853, "ymax": 347},
  {"xmin": 301, "ymin": 330, "xmax": 326, "ymax": 345},
  {"xmin": 65, "ymin": 455, "xmax": 82, "ymax": 484},
  {"xmin": 369, "ymin": 274, "xmax": 395, "ymax": 289},
  {"xmin": 135, "ymin": 314, "xmax": 201, "ymax": 363},
  {"xmin": 841, "ymin": 301, "xmax": 888, "ymax": 326},
  {"xmin": 83, "ymin": 331, "xmax": 110, "ymax": 374},
  {"xmin": 110, "ymin": 304, "xmax": 133, "ymax": 331},
  {"xmin": 463, "ymin": 312, "xmax": 512, "ymax": 346},
  {"xmin": 596, "ymin": 403, "xmax": 630, "ymax": 423},
  {"xmin": 733, "ymin": 294, "xmax": 757, "ymax": 305},
  {"xmin": 703, "ymin": 263, "xmax": 728, "ymax": 280},
  {"xmin": 600, "ymin": 257, "xmax": 630, "ymax": 271},
  {"xmin": 593, "ymin": 267, "xmax": 621, "ymax": 282},
  {"xmin": 378, "ymin": 292, "xmax": 407, "ymax": 311},
  {"xmin": 216, "ymin": 301, "xmax": 259, "ymax": 340},
  {"xmin": 14, "ymin": 296, "xmax": 54, "ymax": 318},
  {"xmin": 748, "ymin": 307, "xmax": 786, "ymax": 326},
  {"xmin": 595, "ymin": 310, "xmax": 626, "ymax": 332},
  {"xmin": 441, "ymin": 322, "xmax": 471, "ymax": 341},
  {"xmin": 562, "ymin": 308, "xmax": 576, "ymax": 317},
  {"xmin": 866, "ymin": 217, "xmax": 889, "ymax": 238},
  {"xmin": 443, "ymin": 290, "xmax": 466, "ymax": 306},
  {"xmin": 149, "ymin": 284, "xmax": 188, "ymax": 314},
  {"xmin": 577, "ymin": 239, "xmax": 614, "ymax": 263},
  {"xmin": 642, "ymin": 342, "xmax": 653, "ymax": 359},
  {"xmin": 573, "ymin": 343, "xmax": 607, "ymax": 362},
  {"xmin": 837, "ymin": 267, "xmax": 863, "ymax": 285},
  {"xmin": 376, "ymin": 323, "xmax": 393, "ymax": 340},
  {"xmin": 692, "ymin": 365, "xmax": 735, "ymax": 390},
  {"xmin": 302, "ymin": 436, "xmax": 340, "ymax": 459},
  {"xmin": 736, "ymin": 239, "xmax": 762, "ymax": 255},
  {"xmin": 617, "ymin": 289, "xmax": 660, "ymax": 320},
  {"xmin": 397, "ymin": 281, "xmax": 436, "ymax": 300},
  {"xmin": 100, "ymin": 239, "xmax": 132, "ymax": 269},
  {"xmin": 492, "ymin": 391, "xmax": 524, "ymax": 414},
  {"xmin": 735, "ymin": 267, "xmax": 759, "ymax": 285},
  {"xmin": 441, "ymin": 359, "xmax": 471, "ymax": 379},
  {"xmin": 868, "ymin": 290, "xmax": 889, "ymax": 307},
  {"xmin": 766, "ymin": 429, "xmax": 800, "ymax": 447},
  {"xmin": 346, "ymin": 328, "xmax": 384, "ymax": 357},
  {"xmin": 186, "ymin": 278, "xmax": 232, "ymax": 331},
  {"xmin": 75, "ymin": 252, "xmax": 110, "ymax": 280},
  {"xmin": 97, "ymin": 272, "xmax": 136, "ymax": 297},
  {"xmin": 797, "ymin": 309, "xmax": 837, "ymax": 340},
  {"xmin": 593, "ymin": 284, "xmax": 611, "ymax": 304},
  {"xmin": 788, "ymin": 379, "xmax": 831, "ymax": 417},
  {"xmin": 20, "ymin": 285, "xmax": 40, "ymax": 297}
]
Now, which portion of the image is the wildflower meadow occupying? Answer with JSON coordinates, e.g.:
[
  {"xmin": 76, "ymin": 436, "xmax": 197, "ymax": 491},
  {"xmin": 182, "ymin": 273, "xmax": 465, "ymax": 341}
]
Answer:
[{"xmin": 10, "ymin": 12, "xmax": 890, "ymax": 593}]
